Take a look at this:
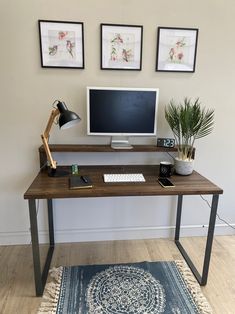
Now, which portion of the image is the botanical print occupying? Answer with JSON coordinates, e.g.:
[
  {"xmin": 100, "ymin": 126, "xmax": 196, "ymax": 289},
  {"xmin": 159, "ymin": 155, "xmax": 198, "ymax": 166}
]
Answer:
[
  {"xmin": 168, "ymin": 37, "xmax": 186, "ymax": 63},
  {"xmin": 39, "ymin": 20, "xmax": 84, "ymax": 68},
  {"xmin": 156, "ymin": 28, "xmax": 198, "ymax": 72},
  {"xmin": 161, "ymin": 35, "xmax": 192, "ymax": 70},
  {"xmin": 48, "ymin": 30, "xmax": 76, "ymax": 61},
  {"xmin": 101, "ymin": 24, "xmax": 142, "ymax": 70},
  {"xmin": 109, "ymin": 32, "xmax": 135, "ymax": 65}
]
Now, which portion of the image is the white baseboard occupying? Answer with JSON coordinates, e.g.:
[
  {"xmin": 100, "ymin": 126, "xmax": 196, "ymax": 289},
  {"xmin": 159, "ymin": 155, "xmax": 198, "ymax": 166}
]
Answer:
[{"xmin": 0, "ymin": 223, "xmax": 234, "ymax": 245}]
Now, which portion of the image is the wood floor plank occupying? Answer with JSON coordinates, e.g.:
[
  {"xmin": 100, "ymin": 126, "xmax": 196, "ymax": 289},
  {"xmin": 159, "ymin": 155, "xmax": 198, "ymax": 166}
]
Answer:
[{"xmin": 0, "ymin": 236, "xmax": 234, "ymax": 313}]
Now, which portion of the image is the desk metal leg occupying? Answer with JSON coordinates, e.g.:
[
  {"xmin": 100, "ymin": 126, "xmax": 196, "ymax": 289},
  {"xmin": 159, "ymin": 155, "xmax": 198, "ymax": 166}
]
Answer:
[
  {"xmin": 29, "ymin": 199, "xmax": 55, "ymax": 296},
  {"xmin": 48, "ymin": 199, "xmax": 55, "ymax": 247},
  {"xmin": 174, "ymin": 194, "xmax": 219, "ymax": 286}
]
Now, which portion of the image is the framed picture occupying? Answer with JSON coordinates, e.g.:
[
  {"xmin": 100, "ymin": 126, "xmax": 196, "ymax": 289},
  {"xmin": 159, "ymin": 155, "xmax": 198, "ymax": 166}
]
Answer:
[
  {"xmin": 38, "ymin": 20, "xmax": 85, "ymax": 69},
  {"xmin": 156, "ymin": 27, "xmax": 198, "ymax": 72},
  {"xmin": 101, "ymin": 23, "xmax": 143, "ymax": 70}
]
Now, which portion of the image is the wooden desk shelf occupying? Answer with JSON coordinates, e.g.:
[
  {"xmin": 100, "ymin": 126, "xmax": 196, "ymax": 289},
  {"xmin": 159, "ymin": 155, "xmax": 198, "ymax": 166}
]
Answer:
[{"xmin": 39, "ymin": 144, "xmax": 177, "ymax": 167}]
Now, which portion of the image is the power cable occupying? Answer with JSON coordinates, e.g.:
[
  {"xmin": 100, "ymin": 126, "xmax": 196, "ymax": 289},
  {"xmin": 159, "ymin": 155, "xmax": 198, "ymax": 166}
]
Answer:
[{"xmin": 200, "ymin": 195, "xmax": 235, "ymax": 230}]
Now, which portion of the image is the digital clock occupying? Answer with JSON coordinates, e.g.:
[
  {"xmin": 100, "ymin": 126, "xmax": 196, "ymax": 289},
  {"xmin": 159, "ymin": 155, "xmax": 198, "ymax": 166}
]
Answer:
[{"xmin": 157, "ymin": 138, "xmax": 175, "ymax": 148}]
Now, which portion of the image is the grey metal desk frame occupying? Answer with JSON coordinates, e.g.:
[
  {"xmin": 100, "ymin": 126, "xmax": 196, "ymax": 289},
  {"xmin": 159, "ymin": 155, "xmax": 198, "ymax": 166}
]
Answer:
[{"xmin": 28, "ymin": 192, "xmax": 219, "ymax": 296}]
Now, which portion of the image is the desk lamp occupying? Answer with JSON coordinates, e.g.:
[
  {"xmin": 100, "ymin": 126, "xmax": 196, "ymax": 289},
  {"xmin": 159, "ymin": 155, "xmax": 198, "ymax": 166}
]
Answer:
[{"xmin": 41, "ymin": 100, "xmax": 81, "ymax": 177}]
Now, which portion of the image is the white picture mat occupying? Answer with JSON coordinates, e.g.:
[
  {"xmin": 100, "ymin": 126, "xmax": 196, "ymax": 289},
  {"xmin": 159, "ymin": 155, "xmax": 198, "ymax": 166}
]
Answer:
[
  {"xmin": 39, "ymin": 21, "xmax": 84, "ymax": 67},
  {"xmin": 157, "ymin": 28, "xmax": 197, "ymax": 71},
  {"xmin": 102, "ymin": 25, "xmax": 142, "ymax": 69}
]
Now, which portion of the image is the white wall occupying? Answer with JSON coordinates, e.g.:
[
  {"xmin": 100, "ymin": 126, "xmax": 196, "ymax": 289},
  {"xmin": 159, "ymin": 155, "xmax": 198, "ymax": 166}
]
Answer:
[{"xmin": 1, "ymin": 0, "xmax": 235, "ymax": 245}]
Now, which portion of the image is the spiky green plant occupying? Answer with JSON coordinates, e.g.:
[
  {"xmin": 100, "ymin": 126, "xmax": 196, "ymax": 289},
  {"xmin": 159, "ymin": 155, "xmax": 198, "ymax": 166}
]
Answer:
[{"xmin": 165, "ymin": 98, "xmax": 214, "ymax": 160}]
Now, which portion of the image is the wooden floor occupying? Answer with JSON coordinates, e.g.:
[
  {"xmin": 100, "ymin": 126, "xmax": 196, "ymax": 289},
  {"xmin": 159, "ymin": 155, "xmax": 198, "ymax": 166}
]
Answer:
[{"xmin": 0, "ymin": 235, "xmax": 234, "ymax": 313}]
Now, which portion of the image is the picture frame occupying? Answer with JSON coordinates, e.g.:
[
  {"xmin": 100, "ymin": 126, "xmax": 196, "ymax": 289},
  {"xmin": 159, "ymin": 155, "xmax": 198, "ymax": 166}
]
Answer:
[
  {"xmin": 101, "ymin": 23, "xmax": 143, "ymax": 70},
  {"xmin": 38, "ymin": 20, "xmax": 85, "ymax": 69},
  {"xmin": 156, "ymin": 27, "xmax": 199, "ymax": 72}
]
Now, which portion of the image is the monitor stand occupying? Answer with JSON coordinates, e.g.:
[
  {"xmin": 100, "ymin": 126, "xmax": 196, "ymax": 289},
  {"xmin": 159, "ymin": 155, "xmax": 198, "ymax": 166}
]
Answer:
[{"xmin": 111, "ymin": 137, "xmax": 133, "ymax": 150}]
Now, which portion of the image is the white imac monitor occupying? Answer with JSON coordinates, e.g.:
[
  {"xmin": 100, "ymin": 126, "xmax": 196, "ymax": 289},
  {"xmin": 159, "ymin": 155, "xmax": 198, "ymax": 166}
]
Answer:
[{"xmin": 87, "ymin": 86, "xmax": 159, "ymax": 149}]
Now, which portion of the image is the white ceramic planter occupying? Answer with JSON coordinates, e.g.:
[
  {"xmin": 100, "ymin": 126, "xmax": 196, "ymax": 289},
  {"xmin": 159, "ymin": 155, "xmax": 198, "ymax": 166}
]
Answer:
[{"xmin": 174, "ymin": 157, "xmax": 194, "ymax": 175}]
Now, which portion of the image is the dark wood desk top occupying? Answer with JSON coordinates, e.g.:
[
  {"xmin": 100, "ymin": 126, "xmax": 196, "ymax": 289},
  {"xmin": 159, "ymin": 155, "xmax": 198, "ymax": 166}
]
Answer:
[{"xmin": 24, "ymin": 165, "xmax": 223, "ymax": 200}]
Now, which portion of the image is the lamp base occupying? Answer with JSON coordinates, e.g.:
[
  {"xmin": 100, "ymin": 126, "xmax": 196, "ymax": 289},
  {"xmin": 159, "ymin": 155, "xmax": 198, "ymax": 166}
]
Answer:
[{"xmin": 48, "ymin": 168, "xmax": 69, "ymax": 177}]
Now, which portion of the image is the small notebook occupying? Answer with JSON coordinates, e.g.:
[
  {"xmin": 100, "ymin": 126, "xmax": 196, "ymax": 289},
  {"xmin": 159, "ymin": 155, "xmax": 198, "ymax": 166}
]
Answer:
[{"xmin": 69, "ymin": 175, "xmax": 93, "ymax": 189}]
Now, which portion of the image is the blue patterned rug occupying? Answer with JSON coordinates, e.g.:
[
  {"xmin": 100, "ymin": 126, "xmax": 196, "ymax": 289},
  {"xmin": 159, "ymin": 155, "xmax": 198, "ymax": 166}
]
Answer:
[{"xmin": 38, "ymin": 260, "xmax": 212, "ymax": 313}]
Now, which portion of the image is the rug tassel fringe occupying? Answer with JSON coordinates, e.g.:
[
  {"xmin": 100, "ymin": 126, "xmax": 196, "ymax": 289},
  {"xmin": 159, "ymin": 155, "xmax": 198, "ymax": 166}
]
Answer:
[
  {"xmin": 37, "ymin": 267, "xmax": 63, "ymax": 314},
  {"xmin": 175, "ymin": 260, "xmax": 213, "ymax": 314}
]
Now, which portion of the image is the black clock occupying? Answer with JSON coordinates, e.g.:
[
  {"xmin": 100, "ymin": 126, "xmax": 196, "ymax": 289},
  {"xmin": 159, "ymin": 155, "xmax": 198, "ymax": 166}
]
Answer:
[{"xmin": 157, "ymin": 138, "xmax": 175, "ymax": 148}]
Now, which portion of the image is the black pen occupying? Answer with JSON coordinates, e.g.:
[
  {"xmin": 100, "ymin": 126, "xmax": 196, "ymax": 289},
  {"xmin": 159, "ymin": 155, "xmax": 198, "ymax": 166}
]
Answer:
[{"xmin": 81, "ymin": 175, "xmax": 88, "ymax": 183}]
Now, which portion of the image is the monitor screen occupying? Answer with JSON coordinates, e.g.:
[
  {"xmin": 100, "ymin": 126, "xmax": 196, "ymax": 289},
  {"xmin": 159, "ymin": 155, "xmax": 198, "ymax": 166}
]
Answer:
[{"xmin": 87, "ymin": 87, "xmax": 159, "ymax": 137}]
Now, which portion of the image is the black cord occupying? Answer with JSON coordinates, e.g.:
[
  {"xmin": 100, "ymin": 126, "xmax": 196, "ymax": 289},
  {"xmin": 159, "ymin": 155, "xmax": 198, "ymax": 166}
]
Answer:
[
  {"xmin": 200, "ymin": 195, "xmax": 235, "ymax": 230},
  {"xmin": 39, "ymin": 161, "xmax": 48, "ymax": 171},
  {"xmin": 164, "ymin": 150, "xmax": 233, "ymax": 230},
  {"xmin": 166, "ymin": 152, "xmax": 175, "ymax": 161}
]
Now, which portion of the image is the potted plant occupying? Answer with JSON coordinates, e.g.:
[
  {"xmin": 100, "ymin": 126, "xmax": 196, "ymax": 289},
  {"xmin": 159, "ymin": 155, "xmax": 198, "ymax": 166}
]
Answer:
[{"xmin": 165, "ymin": 97, "xmax": 214, "ymax": 175}]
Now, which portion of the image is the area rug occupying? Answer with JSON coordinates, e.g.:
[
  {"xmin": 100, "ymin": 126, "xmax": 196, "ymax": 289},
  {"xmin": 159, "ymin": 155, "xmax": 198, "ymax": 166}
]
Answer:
[{"xmin": 38, "ymin": 260, "xmax": 212, "ymax": 314}]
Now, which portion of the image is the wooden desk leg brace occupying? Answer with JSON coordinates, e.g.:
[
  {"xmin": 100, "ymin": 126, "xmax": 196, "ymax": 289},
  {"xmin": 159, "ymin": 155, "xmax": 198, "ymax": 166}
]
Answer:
[
  {"xmin": 29, "ymin": 199, "xmax": 55, "ymax": 296},
  {"xmin": 175, "ymin": 194, "xmax": 219, "ymax": 286}
]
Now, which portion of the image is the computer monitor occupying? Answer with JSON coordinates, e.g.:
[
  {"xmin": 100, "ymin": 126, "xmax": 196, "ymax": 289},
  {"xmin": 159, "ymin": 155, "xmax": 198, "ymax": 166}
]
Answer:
[{"xmin": 87, "ymin": 86, "xmax": 159, "ymax": 149}]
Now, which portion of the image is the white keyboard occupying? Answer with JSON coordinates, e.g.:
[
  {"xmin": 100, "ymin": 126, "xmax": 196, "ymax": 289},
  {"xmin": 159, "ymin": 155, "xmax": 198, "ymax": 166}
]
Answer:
[{"xmin": 103, "ymin": 173, "xmax": 145, "ymax": 183}]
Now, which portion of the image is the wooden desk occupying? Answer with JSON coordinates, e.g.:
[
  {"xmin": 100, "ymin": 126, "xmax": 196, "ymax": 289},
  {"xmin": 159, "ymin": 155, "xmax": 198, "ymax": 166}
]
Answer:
[{"xmin": 24, "ymin": 164, "xmax": 223, "ymax": 296}]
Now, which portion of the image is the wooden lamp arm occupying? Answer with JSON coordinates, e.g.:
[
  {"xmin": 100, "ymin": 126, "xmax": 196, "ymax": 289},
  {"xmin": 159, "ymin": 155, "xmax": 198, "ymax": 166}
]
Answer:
[{"xmin": 41, "ymin": 108, "xmax": 60, "ymax": 169}]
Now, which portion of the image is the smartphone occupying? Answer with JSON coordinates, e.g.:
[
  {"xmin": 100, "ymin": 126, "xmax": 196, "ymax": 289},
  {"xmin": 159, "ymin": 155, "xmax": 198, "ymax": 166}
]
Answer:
[{"xmin": 158, "ymin": 177, "xmax": 175, "ymax": 188}]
